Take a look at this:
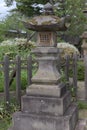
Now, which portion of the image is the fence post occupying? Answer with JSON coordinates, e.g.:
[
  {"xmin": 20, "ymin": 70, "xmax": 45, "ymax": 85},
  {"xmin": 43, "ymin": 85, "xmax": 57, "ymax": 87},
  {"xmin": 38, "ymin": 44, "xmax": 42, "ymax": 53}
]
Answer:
[
  {"xmin": 57, "ymin": 48, "xmax": 61, "ymax": 73},
  {"xmin": 73, "ymin": 54, "xmax": 78, "ymax": 100},
  {"xmin": 3, "ymin": 55, "xmax": 10, "ymax": 107},
  {"xmin": 27, "ymin": 55, "xmax": 32, "ymax": 86},
  {"xmin": 65, "ymin": 55, "xmax": 70, "ymax": 84},
  {"xmin": 84, "ymin": 55, "xmax": 87, "ymax": 101},
  {"xmin": 15, "ymin": 55, "xmax": 21, "ymax": 106}
]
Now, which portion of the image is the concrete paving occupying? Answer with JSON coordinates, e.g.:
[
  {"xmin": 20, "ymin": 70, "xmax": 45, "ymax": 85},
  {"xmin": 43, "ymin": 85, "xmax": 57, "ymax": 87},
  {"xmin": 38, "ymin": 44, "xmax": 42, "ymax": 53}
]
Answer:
[
  {"xmin": 75, "ymin": 119, "xmax": 87, "ymax": 130},
  {"xmin": 77, "ymin": 81, "xmax": 85, "ymax": 100}
]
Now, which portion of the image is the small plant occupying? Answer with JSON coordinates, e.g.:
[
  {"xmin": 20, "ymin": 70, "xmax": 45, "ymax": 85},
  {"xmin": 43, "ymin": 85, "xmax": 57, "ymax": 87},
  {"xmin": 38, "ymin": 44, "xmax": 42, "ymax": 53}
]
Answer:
[
  {"xmin": 78, "ymin": 101, "xmax": 87, "ymax": 109},
  {"xmin": 0, "ymin": 38, "xmax": 35, "ymax": 60},
  {"xmin": 77, "ymin": 61, "xmax": 85, "ymax": 81},
  {"xmin": 0, "ymin": 100, "xmax": 19, "ymax": 129},
  {"xmin": 69, "ymin": 60, "xmax": 84, "ymax": 81},
  {"xmin": 60, "ymin": 69, "xmax": 67, "ymax": 83}
]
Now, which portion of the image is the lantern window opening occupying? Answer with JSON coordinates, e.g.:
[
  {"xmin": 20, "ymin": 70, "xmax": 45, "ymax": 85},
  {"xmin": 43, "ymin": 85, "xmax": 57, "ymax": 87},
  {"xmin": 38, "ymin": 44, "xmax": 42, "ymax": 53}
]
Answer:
[{"xmin": 40, "ymin": 33, "xmax": 51, "ymax": 44}]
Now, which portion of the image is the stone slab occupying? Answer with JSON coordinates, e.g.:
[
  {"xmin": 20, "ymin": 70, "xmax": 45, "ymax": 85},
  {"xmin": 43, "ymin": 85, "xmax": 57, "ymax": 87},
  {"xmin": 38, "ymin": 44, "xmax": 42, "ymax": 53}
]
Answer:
[
  {"xmin": 77, "ymin": 81, "xmax": 85, "ymax": 100},
  {"xmin": 22, "ymin": 91, "xmax": 71, "ymax": 116},
  {"xmin": 28, "ymin": 118, "xmax": 86, "ymax": 130},
  {"xmin": 32, "ymin": 47, "xmax": 59, "ymax": 54},
  {"xmin": 9, "ymin": 103, "xmax": 78, "ymax": 130},
  {"xmin": 26, "ymin": 83, "xmax": 66, "ymax": 97},
  {"xmin": 75, "ymin": 119, "xmax": 87, "ymax": 130}
]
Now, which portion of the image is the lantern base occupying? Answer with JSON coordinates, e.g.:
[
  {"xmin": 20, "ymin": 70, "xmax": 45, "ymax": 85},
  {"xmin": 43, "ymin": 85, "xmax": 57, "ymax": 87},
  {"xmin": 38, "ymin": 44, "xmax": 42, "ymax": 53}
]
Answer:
[
  {"xmin": 21, "ymin": 91, "xmax": 71, "ymax": 116},
  {"xmin": 9, "ymin": 103, "xmax": 78, "ymax": 130}
]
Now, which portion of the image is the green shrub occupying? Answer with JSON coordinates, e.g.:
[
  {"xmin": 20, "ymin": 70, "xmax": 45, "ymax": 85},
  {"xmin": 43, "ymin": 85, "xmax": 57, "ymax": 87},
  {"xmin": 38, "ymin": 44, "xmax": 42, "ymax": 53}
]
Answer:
[
  {"xmin": 0, "ymin": 38, "xmax": 35, "ymax": 60},
  {"xmin": 69, "ymin": 61, "xmax": 84, "ymax": 81},
  {"xmin": 0, "ymin": 38, "xmax": 36, "ymax": 92},
  {"xmin": 0, "ymin": 72, "xmax": 4, "ymax": 92},
  {"xmin": 0, "ymin": 35, "xmax": 4, "ymax": 43},
  {"xmin": 9, "ymin": 70, "xmax": 27, "ymax": 91}
]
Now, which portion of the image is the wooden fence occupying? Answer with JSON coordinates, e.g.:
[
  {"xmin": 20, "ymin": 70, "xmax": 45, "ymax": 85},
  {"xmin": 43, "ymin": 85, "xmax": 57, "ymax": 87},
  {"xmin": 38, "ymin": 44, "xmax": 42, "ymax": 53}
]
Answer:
[
  {"xmin": 60, "ymin": 54, "xmax": 87, "ymax": 101},
  {"xmin": 0, "ymin": 55, "xmax": 32, "ymax": 107},
  {"xmin": 61, "ymin": 54, "xmax": 78, "ymax": 100},
  {"xmin": 0, "ymin": 54, "xmax": 87, "ymax": 107}
]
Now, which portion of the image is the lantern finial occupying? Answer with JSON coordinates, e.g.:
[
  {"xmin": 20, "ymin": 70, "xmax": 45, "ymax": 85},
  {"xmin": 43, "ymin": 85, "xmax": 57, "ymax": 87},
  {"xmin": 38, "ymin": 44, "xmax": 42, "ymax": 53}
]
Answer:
[{"xmin": 44, "ymin": 2, "xmax": 54, "ymax": 15}]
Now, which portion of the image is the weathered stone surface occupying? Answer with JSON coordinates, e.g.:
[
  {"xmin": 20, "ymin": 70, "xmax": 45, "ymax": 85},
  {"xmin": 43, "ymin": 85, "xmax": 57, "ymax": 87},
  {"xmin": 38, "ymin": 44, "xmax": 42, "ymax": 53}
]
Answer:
[
  {"xmin": 65, "ymin": 104, "xmax": 78, "ymax": 130},
  {"xmin": 77, "ymin": 81, "xmax": 86, "ymax": 101},
  {"xmin": 31, "ymin": 47, "xmax": 61, "ymax": 84},
  {"xmin": 75, "ymin": 119, "xmax": 87, "ymax": 130},
  {"xmin": 31, "ymin": 60, "xmax": 60, "ymax": 84},
  {"xmin": 23, "ymin": 15, "xmax": 67, "ymax": 31},
  {"xmin": 22, "ymin": 91, "xmax": 71, "ymax": 116},
  {"xmin": 9, "ymin": 119, "xmax": 87, "ymax": 130},
  {"xmin": 9, "ymin": 103, "xmax": 78, "ymax": 130},
  {"xmin": 26, "ymin": 83, "xmax": 66, "ymax": 97},
  {"xmin": 31, "ymin": 47, "xmax": 59, "ymax": 54}
]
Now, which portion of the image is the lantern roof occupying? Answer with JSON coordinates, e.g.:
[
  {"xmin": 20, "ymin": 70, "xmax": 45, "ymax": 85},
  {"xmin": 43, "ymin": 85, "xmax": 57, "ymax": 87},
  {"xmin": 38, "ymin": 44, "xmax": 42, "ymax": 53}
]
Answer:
[
  {"xmin": 81, "ymin": 31, "xmax": 87, "ymax": 38},
  {"xmin": 23, "ymin": 15, "xmax": 67, "ymax": 31},
  {"xmin": 23, "ymin": 2, "xmax": 67, "ymax": 31}
]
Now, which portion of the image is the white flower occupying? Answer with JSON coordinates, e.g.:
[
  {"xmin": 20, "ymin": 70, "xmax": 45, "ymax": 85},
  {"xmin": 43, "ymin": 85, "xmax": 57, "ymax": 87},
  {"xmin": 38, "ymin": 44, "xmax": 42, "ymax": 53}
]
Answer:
[
  {"xmin": 57, "ymin": 42, "xmax": 80, "ymax": 58},
  {"xmin": 0, "ymin": 107, "xmax": 3, "ymax": 111},
  {"xmin": 0, "ymin": 38, "xmax": 35, "ymax": 46}
]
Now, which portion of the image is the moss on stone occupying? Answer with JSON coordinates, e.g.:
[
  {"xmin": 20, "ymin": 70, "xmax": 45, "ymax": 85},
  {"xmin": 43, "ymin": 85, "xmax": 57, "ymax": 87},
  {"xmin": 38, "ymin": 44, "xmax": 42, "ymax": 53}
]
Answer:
[
  {"xmin": 28, "ymin": 19, "xmax": 38, "ymax": 25},
  {"xmin": 42, "ymin": 21, "xmax": 52, "ymax": 25}
]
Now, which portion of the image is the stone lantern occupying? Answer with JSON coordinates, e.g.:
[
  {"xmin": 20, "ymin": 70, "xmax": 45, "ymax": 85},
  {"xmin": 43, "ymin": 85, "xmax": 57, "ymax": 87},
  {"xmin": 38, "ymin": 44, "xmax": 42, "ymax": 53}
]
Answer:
[
  {"xmin": 81, "ymin": 31, "xmax": 87, "ymax": 56},
  {"xmin": 9, "ymin": 2, "xmax": 79, "ymax": 130},
  {"xmin": 82, "ymin": 6, "xmax": 87, "ymax": 56}
]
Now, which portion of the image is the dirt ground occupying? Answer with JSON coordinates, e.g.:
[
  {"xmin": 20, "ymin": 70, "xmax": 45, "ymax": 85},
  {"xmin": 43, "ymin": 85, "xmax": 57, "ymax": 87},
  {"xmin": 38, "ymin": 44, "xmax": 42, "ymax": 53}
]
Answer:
[{"xmin": 76, "ymin": 81, "xmax": 87, "ymax": 119}]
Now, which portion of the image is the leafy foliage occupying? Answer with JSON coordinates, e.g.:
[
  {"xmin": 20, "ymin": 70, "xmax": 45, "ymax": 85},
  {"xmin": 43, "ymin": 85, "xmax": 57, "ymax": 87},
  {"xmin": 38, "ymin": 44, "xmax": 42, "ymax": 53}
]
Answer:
[
  {"xmin": 0, "ymin": 38, "xmax": 36, "ymax": 92},
  {"xmin": 4, "ymin": 0, "xmax": 14, "ymax": 6},
  {"xmin": 0, "ymin": 21, "xmax": 7, "ymax": 42},
  {"xmin": 77, "ymin": 61, "xmax": 85, "ymax": 81},
  {"xmin": 78, "ymin": 101, "xmax": 87, "ymax": 109},
  {"xmin": 54, "ymin": 0, "xmax": 86, "ymax": 35},
  {"xmin": 0, "ymin": 100, "xmax": 19, "ymax": 130},
  {"xmin": 4, "ymin": 13, "xmax": 25, "ymax": 31},
  {"xmin": 6, "ymin": 0, "xmax": 48, "ymax": 16},
  {"xmin": 0, "ymin": 38, "xmax": 35, "ymax": 60},
  {"xmin": 69, "ymin": 60, "xmax": 84, "ymax": 81},
  {"xmin": 0, "ymin": 13, "xmax": 29, "ymax": 42}
]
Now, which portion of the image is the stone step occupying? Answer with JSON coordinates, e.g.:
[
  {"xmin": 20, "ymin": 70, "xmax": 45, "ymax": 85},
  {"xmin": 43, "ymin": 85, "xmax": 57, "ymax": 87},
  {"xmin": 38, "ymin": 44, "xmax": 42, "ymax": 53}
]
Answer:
[
  {"xmin": 11, "ymin": 103, "xmax": 78, "ymax": 130},
  {"xmin": 26, "ymin": 83, "xmax": 66, "ymax": 97},
  {"xmin": 22, "ymin": 91, "xmax": 71, "ymax": 116}
]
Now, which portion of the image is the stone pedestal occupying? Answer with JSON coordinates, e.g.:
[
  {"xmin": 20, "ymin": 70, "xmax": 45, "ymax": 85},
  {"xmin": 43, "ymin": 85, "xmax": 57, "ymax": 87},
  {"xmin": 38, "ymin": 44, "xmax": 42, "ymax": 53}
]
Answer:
[
  {"xmin": 11, "ymin": 103, "xmax": 78, "ymax": 130},
  {"xmin": 10, "ymin": 93, "xmax": 78, "ymax": 130},
  {"xmin": 9, "ymin": 47, "xmax": 78, "ymax": 130}
]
